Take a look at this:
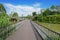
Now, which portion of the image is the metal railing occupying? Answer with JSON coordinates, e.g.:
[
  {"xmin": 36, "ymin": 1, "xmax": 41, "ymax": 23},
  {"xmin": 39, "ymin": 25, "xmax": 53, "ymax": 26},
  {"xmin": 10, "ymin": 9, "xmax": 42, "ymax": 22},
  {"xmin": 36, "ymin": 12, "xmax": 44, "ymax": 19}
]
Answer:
[
  {"xmin": 0, "ymin": 26, "xmax": 16, "ymax": 40},
  {"xmin": 30, "ymin": 21, "xmax": 60, "ymax": 40},
  {"xmin": 0, "ymin": 22, "xmax": 23, "ymax": 40}
]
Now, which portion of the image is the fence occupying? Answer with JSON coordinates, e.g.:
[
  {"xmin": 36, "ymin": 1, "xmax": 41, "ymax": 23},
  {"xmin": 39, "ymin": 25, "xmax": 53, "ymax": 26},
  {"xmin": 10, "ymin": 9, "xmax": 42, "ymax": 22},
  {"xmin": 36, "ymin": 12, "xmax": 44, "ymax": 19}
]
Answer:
[{"xmin": 30, "ymin": 21, "xmax": 60, "ymax": 40}]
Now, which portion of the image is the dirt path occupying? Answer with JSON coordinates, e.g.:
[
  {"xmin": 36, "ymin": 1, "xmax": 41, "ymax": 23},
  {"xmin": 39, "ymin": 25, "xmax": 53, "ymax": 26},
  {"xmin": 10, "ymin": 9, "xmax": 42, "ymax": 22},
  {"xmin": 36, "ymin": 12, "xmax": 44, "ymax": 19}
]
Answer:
[{"xmin": 6, "ymin": 20, "xmax": 37, "ymax": 40}]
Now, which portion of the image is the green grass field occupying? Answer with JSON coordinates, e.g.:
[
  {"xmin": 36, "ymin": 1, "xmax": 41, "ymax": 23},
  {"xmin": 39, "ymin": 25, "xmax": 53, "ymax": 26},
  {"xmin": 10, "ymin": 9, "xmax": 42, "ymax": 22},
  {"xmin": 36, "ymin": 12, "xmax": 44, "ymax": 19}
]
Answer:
[{"xmin": 37, "ymin": 21, "xmax": 60, "ymax": 33}]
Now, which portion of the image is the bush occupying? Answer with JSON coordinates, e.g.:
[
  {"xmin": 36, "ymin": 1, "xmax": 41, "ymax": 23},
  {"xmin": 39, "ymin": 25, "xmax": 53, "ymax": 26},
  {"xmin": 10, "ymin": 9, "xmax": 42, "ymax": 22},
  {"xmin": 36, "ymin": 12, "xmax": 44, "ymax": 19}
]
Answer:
[
  {"xmin": 37, "ymin": 14, "xmax": 60, "ymax": 24},
  {"xmin": 0, "ymin": 13, "xmax": 11, "ymax": 28}
]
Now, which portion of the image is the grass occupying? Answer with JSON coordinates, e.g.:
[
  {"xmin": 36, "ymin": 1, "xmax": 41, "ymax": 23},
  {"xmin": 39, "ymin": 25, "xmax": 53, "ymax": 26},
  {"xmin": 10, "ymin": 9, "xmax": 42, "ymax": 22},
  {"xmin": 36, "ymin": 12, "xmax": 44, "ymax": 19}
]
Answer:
[{"xmin": 37, "ymin": 21, "xmax": 60, "ymax": 33}]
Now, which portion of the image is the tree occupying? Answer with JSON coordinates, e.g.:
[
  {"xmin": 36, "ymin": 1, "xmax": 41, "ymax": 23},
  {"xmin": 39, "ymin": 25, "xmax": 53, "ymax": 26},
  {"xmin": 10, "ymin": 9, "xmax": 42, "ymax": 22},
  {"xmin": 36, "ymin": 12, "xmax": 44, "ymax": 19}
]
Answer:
[
  {"xmin": 0, "ymin": 4, "xmax": 8, "ymax": 17},
  {"xmin": 32, "ymin": 12, "xmax": 38, "ymax": 21},
  {"xmin": 50, "ymin": 5, "xmax": 56, "ymax": 10},
  {"xmin": 42, "ymin": 9, "xmax": 51, "ymax": 16},
  {"xmin": 27, "ymin": 15, "xmax": 32, "ymax": 19},
  {"xmin": 32, "ymin": 12, "xmax": 36, "ymax": 16},
  {"xmin": 0, "ymin": 4, "xmax": 6, "ymax": 13},
  {"xmin": 12, "ymin": 12, "xmax": 18, "ymax": 17},
  {"xmin": 56, "ymin": 6, "xmax": 60, "ymax": 12},
  {"xmin": 50, "ymin": 5, "xmax": 56, "ymax": 12}
]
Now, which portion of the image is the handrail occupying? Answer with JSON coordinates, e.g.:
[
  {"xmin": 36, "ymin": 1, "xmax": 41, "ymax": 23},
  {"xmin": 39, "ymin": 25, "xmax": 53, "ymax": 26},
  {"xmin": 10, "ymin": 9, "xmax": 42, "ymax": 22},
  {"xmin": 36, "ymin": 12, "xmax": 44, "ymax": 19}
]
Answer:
[
  {"xmin": 0, "ymin": 21, "xmax": 23, "ymax": 40},
  {"xmin": 40, "ymin": 24, "xmax": 60, "ymax": 35},
  {"xmin": 30, "ymin": 21, "xmax": 50, "ymax": 40},
  {"xmin": 30, "ymin": 21, "xmax": 60, "ymax": 40}
]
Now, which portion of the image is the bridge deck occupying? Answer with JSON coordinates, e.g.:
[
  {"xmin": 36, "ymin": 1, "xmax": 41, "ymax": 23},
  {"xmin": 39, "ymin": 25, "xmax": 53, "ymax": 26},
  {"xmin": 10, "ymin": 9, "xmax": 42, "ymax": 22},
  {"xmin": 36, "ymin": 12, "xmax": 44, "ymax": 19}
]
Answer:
[{"xmin": 6, "ymin": 20, "xmax": 42, "ymax": 40}]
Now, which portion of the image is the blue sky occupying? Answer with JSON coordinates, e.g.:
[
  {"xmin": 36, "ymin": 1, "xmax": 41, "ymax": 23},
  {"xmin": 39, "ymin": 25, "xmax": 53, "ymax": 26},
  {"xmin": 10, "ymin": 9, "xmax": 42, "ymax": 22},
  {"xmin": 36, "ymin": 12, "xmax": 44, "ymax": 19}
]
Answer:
[
  {"xmin": 0, "ymin": 0, "xmax": 60, "ymax": 8},
  {"xmin": 0, "ymin": 0, "xmax": 60, "ymax": 16}
]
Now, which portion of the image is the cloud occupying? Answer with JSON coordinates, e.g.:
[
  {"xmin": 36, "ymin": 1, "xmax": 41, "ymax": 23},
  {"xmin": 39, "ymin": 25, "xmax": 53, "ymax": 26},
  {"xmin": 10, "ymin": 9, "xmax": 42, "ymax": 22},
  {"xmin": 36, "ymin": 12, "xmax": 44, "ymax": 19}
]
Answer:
[
  {"xmin": 33, "ymin": 3, "xmax": 41, "ymax": 7},
  {"xmin": 4, "ymin": 3, "xmax": 41, "ymax": 16}
]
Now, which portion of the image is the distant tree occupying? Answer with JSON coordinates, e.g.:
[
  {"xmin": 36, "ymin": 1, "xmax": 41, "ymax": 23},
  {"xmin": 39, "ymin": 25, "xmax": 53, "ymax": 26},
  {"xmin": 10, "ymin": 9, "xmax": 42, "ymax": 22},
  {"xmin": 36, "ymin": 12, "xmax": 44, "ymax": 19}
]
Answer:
[
  {"xmin": 50, "ymin": 5, "xmax": 60, "ymax": 15},
  {"xmin": 50, "ymin": 5, "xmax": 56, "ymax": 10},
  {"xmin": 32, "ymin": 12, "xmax": 36, "ymax": 16},
  {"xmin": 42, "ymin": 9, "xmax": 51, "ymax": 16},
  {"xmin": 27, "ymin": 15, "xmax": 32, "ymax": 19},
  {"xmin": 32, "ymin": 12, "xmax": 38, "ymax": 21},
  {"xmin": 50, "ymin": 5, "xmax": 56, "ymax": 12},
  {"xmin": 12, "ymin": 12, "xmax": 18, "ymax": 17},
  {"xmin": 56, "ymin": 6, "xmax": 60, "ymax": 12}
]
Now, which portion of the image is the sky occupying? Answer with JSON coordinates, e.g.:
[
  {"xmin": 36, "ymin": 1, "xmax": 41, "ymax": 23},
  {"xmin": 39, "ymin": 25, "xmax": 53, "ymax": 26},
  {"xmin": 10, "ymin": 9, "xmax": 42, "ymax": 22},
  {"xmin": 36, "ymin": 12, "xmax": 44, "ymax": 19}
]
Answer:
[{"xmin": 0, "ymin": 0, "xmax": 60, "ymax": 16}]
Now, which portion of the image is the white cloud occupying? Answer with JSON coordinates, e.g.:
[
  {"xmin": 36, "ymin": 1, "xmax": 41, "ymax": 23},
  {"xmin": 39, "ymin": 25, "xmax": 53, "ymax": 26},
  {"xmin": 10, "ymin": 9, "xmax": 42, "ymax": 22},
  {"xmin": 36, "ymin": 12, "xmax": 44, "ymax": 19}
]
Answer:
[
  {"xmin": 4, "ymin": 3, "xmax": 41, "ymax": 16},
  {"xmin": 33, "ymin": 3, "xmax": 41, "ymax": 7}
]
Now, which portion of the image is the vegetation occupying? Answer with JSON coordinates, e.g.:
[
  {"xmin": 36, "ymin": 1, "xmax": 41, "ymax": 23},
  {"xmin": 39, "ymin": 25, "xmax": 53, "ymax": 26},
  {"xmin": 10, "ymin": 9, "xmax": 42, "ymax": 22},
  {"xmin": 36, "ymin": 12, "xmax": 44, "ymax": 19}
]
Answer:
[
  {"xmin": 0, "ymin": 4, "xmax": 10, "ymax": 28},
  {"xmin": 0, "ymin": 13, "xmax": 11, "ymax": 28},
  {"xmin": 0, "ymin": 4, "xmax": 19, "ymax": 40},
  {"xmin": 32, "ymin": 12, "xmax": 36, "ymax": 16},
  {"xmin": 37, "ymin": 5, "xmax": 60, "ymax": 24},
  {"xmin": 26, "ymin": 15, "xmax": 32, "ymax": 19},
  {"xmin": 12, "ymin": 12, "xmax": 18, "ymax": 17},
  {"xmin": 0, "ymin": 4, "xmax": 6, "ymax": 13},
  {"xmin": 37, "ymin": 21, "xmax": 60, "ymax": 33},
  {"xmin": 32, "ymin": 12, "xmax": 38, "ymax": 21}
]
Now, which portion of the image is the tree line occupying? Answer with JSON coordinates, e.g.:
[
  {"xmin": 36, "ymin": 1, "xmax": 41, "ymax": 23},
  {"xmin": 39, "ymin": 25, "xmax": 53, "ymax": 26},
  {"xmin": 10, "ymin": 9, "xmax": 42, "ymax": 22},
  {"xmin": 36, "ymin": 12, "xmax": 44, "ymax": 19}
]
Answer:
[{"xmin": 32, "ymin": 5, "xmax": 60, "ymax": 24}]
